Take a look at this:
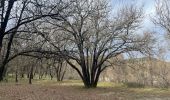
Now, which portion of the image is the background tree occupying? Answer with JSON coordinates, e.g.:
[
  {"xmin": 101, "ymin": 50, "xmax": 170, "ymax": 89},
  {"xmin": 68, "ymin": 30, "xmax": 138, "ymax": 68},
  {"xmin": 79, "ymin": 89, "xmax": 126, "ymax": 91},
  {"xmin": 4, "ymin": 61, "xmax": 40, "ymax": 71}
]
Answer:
[
  {"xmin": 53, "ymin": 58, "xmax": 67, "ymax": 81},
  {"xmin": 0, "ymin": 0, "xmax": 69, "ymax": 81},
  {"xmin": 153, "ymin": 0, "xmax": 170, "ymax": 39}
]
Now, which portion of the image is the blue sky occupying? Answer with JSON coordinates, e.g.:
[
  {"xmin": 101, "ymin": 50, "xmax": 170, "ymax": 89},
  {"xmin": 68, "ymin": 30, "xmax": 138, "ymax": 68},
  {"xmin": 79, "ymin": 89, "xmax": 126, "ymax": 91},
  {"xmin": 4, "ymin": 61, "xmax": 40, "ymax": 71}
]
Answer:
[
  {"xmin": 111, "ymin": 0, "xmax": 155, "ymax": 29},
  {"xmin": 111, "ymin": 0, "xmax": 170, "ymax": 61}
]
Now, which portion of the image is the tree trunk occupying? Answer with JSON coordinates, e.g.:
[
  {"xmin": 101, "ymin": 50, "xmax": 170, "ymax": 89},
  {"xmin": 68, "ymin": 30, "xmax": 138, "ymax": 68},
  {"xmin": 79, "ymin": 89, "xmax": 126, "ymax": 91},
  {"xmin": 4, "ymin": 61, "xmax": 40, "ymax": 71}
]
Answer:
[
  {"xmin": 0, "ymin": 66, "xmax": 5, "ymax": 81},
  {"xmin": 0, "ymin": 0, "xmax": 16, "ymax": 81},
  {"xmin": 54, "ymin": 62, "xmax": 66, "ymax": 81},
  {"xmin": 66, "ymin": 57, "xmax": 103, "ymax": 88},
  {"xmin": 0, "ymin": 64, "xmax": 7, "ymax": 81},
  {"xmin": 39, "ymin": 72, "xmax": 44, "ymax": 79},
  {"xmin": 0, "ymin": 31, "xmax": 3, "ymax": 57},
  {"xmin": 49, "ymin": 69, "xmax": 53, "ymax": 80},
  {"xmin": 20, "ymin": 68, "xmax": 24, "ymax": 78},
  {"xmin": 82, "ymin": 65, "xmax": 102, "ymax": 88},
  {"xmin": 27, "ymin": 73, "xmax": 29, "ymax": 78},
  {"xmin": 0, "ymin": 43, "xmax": 2, "ymax": 58},
  {"xmin": 15, "ymin": 70, "xmax": 18, "ymax": 83},
  {"xmin": 20, "ymin": 73, "xmax": 24, "ymax": 78},
  {"xmin": 29, "ymin": 66, "xmax": 34, "ymax": 84},
  {"xmin": 0, "ymin": 32, "xmax": 16, "ymax": 81},
  {"xmin": 50, "ymin": 74, "xmax": 53, "ymax": 80}
]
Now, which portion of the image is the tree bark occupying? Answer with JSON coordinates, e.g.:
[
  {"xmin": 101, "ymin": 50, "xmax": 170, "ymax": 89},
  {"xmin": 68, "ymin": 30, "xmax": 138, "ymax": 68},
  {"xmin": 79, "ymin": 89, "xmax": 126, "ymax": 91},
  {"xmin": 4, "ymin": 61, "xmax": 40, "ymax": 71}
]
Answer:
[
  {"xmin": 0, "ymin": 66, "xmax": 5, "ymax": 81},
  {"xmin": 0, "ymin": 32, "xmax": 4, "ymax": 81},
  {"xmin": 0, "ymin": 32, "xmax": 15, "ymax": 81},
  {"xmin": 0, "ymin": 37, "xmax": 2, "ymax": 56}
]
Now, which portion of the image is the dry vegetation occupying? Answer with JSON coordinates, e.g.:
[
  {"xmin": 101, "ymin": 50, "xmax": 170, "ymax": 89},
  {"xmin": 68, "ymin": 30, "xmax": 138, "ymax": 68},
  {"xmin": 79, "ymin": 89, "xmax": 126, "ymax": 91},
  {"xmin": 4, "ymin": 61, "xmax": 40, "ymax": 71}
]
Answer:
[{"xmin": 0, "ymin": 80, "xmax": 170, "ymax": 100}]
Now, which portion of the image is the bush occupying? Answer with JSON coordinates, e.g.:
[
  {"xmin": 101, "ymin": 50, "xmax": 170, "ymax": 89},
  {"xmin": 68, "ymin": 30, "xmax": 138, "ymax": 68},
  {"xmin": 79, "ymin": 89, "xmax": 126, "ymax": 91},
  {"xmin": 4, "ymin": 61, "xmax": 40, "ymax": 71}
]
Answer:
[
  {"xmin": 68, "ymin": 76, "xmax": 74, "ymax": 80},
  {"xmin": 124, "ymin": 82, "xmax": 145, "ymax": 88}
]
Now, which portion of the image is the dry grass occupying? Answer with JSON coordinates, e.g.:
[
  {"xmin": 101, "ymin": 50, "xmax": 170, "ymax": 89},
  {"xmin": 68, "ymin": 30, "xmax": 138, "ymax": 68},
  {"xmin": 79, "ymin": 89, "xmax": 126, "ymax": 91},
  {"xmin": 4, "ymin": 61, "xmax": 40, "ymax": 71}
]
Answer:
[{"xmin": 0, "ymin": 80, "xmax": 170, "ymax": 100}]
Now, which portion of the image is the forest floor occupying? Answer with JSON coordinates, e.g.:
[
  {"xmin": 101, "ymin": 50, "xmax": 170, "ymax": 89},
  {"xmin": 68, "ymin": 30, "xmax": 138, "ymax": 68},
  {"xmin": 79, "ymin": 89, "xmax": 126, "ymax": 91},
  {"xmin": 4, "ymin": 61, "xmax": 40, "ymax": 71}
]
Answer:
[{"xmin": 0, "ymin": 80, "xmax": 170, "ymax": 100}]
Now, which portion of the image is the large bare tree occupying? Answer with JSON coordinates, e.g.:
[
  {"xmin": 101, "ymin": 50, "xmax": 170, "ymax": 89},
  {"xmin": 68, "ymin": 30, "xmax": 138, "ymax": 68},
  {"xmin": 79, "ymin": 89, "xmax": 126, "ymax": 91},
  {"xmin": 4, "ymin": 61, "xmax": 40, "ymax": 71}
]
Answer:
[{"xmin": 38, "ymin": 0, "xmax": 153, "ymax": 88}]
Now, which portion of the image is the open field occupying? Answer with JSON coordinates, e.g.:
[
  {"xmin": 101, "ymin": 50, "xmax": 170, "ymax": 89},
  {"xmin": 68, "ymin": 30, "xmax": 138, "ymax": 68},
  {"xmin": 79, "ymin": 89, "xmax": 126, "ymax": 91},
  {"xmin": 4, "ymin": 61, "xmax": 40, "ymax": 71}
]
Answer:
[{"xmin": 0, "ymin": 80, "xmax": 170, "ymax": 100}]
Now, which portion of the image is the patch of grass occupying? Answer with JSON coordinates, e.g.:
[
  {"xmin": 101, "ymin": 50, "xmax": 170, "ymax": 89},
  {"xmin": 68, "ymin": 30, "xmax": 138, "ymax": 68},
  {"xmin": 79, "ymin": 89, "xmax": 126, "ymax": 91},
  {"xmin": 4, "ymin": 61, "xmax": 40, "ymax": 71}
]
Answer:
[
  {"xmin": 97, "ymin": 82, "xmax": 114, "ymax": 87},
  {"xmin": 35, "ymin": 79, "xmax": 84, "ymax": 87}
]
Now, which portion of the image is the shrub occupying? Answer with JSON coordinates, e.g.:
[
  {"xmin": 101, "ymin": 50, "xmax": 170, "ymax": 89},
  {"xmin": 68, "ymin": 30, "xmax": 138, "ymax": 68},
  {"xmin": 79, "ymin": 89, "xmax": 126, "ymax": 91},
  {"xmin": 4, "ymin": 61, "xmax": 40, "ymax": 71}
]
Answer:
[{"xmin": 124, "ymin": 82, "xmax": 145, "ymax": 88}]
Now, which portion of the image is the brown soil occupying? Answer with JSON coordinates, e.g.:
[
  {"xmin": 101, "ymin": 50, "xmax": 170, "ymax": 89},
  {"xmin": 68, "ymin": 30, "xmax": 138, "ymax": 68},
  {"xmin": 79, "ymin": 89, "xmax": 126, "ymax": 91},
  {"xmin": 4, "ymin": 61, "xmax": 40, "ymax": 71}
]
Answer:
[{"xmin": 0, "ymin": 83, "xmax": 170, "ymax": 100}]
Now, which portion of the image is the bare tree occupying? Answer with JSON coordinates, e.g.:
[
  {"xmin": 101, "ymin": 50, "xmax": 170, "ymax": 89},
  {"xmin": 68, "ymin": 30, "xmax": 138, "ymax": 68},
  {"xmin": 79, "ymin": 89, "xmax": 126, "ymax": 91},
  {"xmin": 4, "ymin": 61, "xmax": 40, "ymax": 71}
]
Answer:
[
  {"xmin": 53, "ymin": 58, "xmax": 67, "ymax": 81},
  {"xmin": 153, "ymin": 0, "xmax": 170, "ymax": 38},
  {"xmin": 155, "ymin": 46, "xmax": 170, "ymax": 88},
  {"xmin": 153, "ymin": 0, "xmax": 170, "ymax": 87},
  {"xmin": 38, "ymin": 0, "xmax": 153, "ymax": 88},
  {"xmin": 0, "ymin": 0, "xmax": 70, "ymax": 81}
]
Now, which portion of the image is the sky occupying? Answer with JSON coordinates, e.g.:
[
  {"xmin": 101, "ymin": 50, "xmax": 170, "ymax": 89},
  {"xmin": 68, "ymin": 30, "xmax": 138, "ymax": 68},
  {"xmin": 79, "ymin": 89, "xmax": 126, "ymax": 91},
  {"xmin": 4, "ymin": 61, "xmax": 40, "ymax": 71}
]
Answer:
[
  {"xmin": 111, "ymin": 0, "xmax": 155, "ymax": 30},
  {"xmin": 111, "ymin": 0, "xmax": 170, "ymax": 61}
]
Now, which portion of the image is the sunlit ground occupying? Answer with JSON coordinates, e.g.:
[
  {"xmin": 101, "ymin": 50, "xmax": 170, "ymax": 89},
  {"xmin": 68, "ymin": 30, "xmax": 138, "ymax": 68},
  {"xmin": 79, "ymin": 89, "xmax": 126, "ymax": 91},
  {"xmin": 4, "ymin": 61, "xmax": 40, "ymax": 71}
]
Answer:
[{"xmin": 0, "ymin": 78, "xmax": 170, "ymax": 100}]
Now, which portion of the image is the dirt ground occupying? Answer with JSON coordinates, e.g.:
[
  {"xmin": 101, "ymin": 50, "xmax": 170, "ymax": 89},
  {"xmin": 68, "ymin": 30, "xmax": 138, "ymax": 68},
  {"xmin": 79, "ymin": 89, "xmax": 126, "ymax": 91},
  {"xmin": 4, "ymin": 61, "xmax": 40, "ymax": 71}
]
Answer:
[{"xmin": 0, "ymin": 82, "xmax": 170, "ymax": 100}]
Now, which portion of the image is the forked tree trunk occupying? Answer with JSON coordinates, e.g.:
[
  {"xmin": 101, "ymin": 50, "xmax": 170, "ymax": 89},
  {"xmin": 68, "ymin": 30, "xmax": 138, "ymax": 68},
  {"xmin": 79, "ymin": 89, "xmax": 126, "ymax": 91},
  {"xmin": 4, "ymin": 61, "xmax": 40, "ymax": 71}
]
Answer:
[
  {"xmin": 0, "ymin": 0, "xmax": 18, "ymax": 81},
  {"xmin": 81, "ymin": 65, "xmax": 102, "ymax": 88},
  {"xmin": 67, "ymin": 60, "xmax": 103, "ymax": 88},
  {"xmin": 0, "ymin": 0, "xmax": 16, "ymax": 81},
  {"xmin": 55, "ymin": 62, "xmax": 66, "ymax": 81}
]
